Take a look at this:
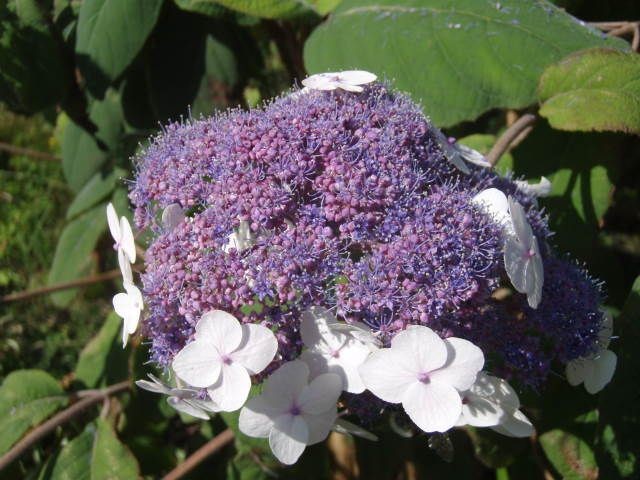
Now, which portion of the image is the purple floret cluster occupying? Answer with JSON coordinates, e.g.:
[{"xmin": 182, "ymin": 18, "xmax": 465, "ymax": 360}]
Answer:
[{"xmin": 131, "ymin": 82, "xmax": 605, "ymax": 398}]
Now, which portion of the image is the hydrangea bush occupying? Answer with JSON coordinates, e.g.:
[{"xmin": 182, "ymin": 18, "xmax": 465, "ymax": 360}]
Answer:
[{"xmin": 110, "ymin": 72, "xmax": 617, "ymax": 465}]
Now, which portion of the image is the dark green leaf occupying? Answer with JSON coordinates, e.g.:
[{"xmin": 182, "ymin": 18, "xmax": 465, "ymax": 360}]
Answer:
[
  {"xmin": 48, "ymin": 203, "xmax": 107, "ymax": 307},
  {"xmin": 47, "ymin": 419, "xmax": 140, "ymax": 480},
  {"xmin": 61, "ymin": 91, "xmax": 123, "ymax": 192},
  {"xmin": 75, "ymin": 313, "xmax": 129, "ymax": 388},
  {"xmin": 539, "ymin": 48, "xmax": 640, "ymax": 135},
  {"xmin": 75, "ymin": 0, "xmax": 164, "ymax": 96},
  {"xmin": 304, "ymin": 0, "xmax": 628, "ymax": 127},
  {"xmin": 467, "ymin": 427, "xmax": 527, "ymax": 469},
  {"xmin": 182, "ymin": 0, "xmax": 309, "ymax": 19},
  {"xmin": 66, "ymin": 168, "xmax": 125, "ymax": 220},
  {"xmin": 540, "ymin": 429, "xmax": 598, "ymax": 479},
  {"xmin": 0, "ymin": 370, "xmax": 68, "ymax": 455}
]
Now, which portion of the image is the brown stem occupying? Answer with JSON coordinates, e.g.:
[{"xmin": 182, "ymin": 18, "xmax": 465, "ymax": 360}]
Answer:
[
  {"xmin": 0, "ymin": 142, "xmax": 59, "ymax": 162},
  {"xmin": 162, "ymin": 429, "xmax": 234, "ymax": 480},
  {"xmin": 0, "ymin": 381, "xmax": 130, "ymax": 472},
  {"xmin": 1, "ymin": 269, "xmax": 121, "ymax": 303},
  {"xmin": 487, "ymin": 114, "xmax": 537, "ymax": 167}
]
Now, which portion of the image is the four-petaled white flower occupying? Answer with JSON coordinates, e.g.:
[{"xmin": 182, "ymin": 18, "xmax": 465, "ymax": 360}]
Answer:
[
  {"xmin": 302, "ymin": 70, "xmax": 377, "ymax": 93},
  {"xmin": 566, "ymin": 312, "xmax": 617, "ymax": 394},
  {"xmin": 172, "ymin": 310, "xmax": 278, "ymax": 412},
  {"xmin": 239, "ymin": 360, "xmax": 342, "ymax": 465},
  {"xmin": 223, "ymin": 220, "xmax": 256, "ymax": 253},
  {"xmin": 504, "ymin": 197, "xmax": 544, "ymax": 308},
  {"xmin": 136, "ymin": 373, "xmax": 219, "ymax": 420},
  {"xmin": 106, "ymin": 202, "xmax": 136, "ymax": 283},
  {"xmin": 472, "ymin": 189, "xmax": 544, "ymax": 308},
  {"xmin": 299, "ymin": 307, "xmax": 378, "ymax": 393},
  {"xmin": 515, "ymin": 176, "xmax": 552, "ymax": 197},
  {"xmin": 161, "ymin": 203, "xmax": 185, "ymax": 231},
  {"xmin": 359, "ymin": 325, "xmax": 484, "ymax": 433},
  {"xmin": 113, "ymin": 281, "xmax": 143, "ymax": 347},
  {"xmin": 456, "ymin": 372, "xmax": 534, "ymax": 438}
]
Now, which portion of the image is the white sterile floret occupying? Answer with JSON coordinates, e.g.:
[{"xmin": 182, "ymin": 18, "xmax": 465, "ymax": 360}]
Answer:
[
  {"xmin": 456, "ymin": 372, "xmax": 534, "ymax": 438},
  {"xmin": 515, "ymin": 176, "xmax": 552, "ymax": 197},
  {"xmin": 504, "ymin": 197, "xmax": 544, "ymax": 308},
  {"xmin": 457, "ymin": 144, "xmax": 492, "ymax": 168},
  {"xmin": 136, "ymin": 373, "xmax": 218, "ymax": 420},
  {"xmin": 113, "ymin": 281, "xmax": 143, "ymax": 347},
  {"xmin": 106, "ymin": 203, "xmax": 136, "ymax": 283},
  {"xmin": 432, "ymin": 128, "xmax": 471, "ymax": 174},
  {"xmin": 359, "ymin": 325, "xmax": 484, "ymax": 433},
  {"xmin": 239, "ymin": 360, "xmax": 342, "ymax": 465},
  {"xmin": 172, "ymin": 310, "xmax": 277, "ymax": 412},
  {"xmin": 301, "ymin": 70, "xmax": 377, "ymax": 93},
  {"xmin": 299, "ymin": 306, "xmax": 378, "ymax": 393},
  {"xmin": 566, "ymin": 312, "xmax": 617, "ymax": 394},
  {"xmin": 223, "ymin": 220, "xmax": 255, "ymax": 253},
  {"xmin": 161, "ymin": 203, "xmax": 185, "ymax": 231},
  {"xmin": 472, "ymin": 188, "xmax": 514, "ymax": 234}
]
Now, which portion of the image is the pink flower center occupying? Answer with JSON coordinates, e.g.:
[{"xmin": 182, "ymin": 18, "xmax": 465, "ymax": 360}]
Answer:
[
  {"xmin": 289, "ymin": 404, "xmax": 302, "ymax": 416},
  {"xmin": 418, "ymin": 372, "xmax": 431, "ymax": 384},
  {"xmin": 221, "ymin": 355, "xmax": 233, "ymax": 365}
]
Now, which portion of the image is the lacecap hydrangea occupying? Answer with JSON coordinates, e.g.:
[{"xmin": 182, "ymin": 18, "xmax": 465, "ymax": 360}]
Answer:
[{"xmin": 110, "ymin": 71, "xmax": 615, "ymax": 465}]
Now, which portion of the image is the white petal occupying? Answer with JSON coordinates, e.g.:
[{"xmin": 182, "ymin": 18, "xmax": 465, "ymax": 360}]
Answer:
[
  {"xmin": 195, "ymin": 310, "xmax": 243, "ymax": 354},
  {"xmin": 206, "ymin": 361, "xmax": 251, "ymax": 411},
  {"xmin": 492, "ymin": 409, "xmax": 534, "ymax": 438},
  {"xmin": 239, "ymin": 396, "xmax": 279, "ymax": 438},
  {"xmin": 433, "ymin": 129, "xmax": 470, "ymax": 174},
  {"xmin": 504, "ymin": 236, "xmax": 529, "ymax": 294},
  {"xmin": 162, "ymin": 203, "xmax": 185, "ymax": 231},
  {"xmin": 299, "ymin": 350, "xmax": 329, "ymax": 380},
  {"xmin": 515, "ymin": 177, "xmax": 552, "ymax": 197},
  {"xmin": 263, "ymin": 360, "xmax": 310, "ymax": 407},
  {"xmin": 231, "ymin": 323, "xmax": 278, "ymax": 374},
  {"xmin": 508, "ymin": 197, "xmax": 534, "ymax": 244},
  {"xmin": 525, "ymin": 239, "xmax": 543, "ymax": 309},
  {"xmin": 584, "ymin": 350, "xmax": 617, "ymax": 394},
  {"xmin": 331, "ymin": 321, "xmax": 381, "ymax": 347},
  {"xmin": 167, "ymin": 396, "xmax": 210, "ymax": 420},
  {"xmin": 119, "ymin": 216, "xmax": 136, "ymax": 263},
  {"xmin": 430, "ymin": 338, "xmax": 484, "ymax": 391},
  {"xmin": 106, "ymin": 203, "xmax": 120, "ymax": 242},
  {"xmin": 470, "ymin": 373, "xmax": 521, "ymax": 410},
  {"xmin": 359, "ymin": 349, "xmax": 417, "ymax": 403},
  {"xmin": 391, "ymin": 326, "xmax": 449, "ymax": 374},
  {"xmin": 301, "ymin": 73, "xmax": 339, "ymax": 91},
  {"xmin": 333, "ymin": 418, "xmax": 378, "ymax": 441},
  {"xmin": 336, "ymin": 82, "xmax": 364, "ymax": 92},
  {"xmin": 458, "ymin": 144, "xmax": 491, "ymax": 168},
  {"xmin": 304, "ymin": 410, "xmax": 337, "ymax": 445},
  {"xmin": 298, "ymin": 373, "xmax": 342, "ymax": 414},
  {"xmin": 402, "ymin": 381, "xmax": 462, "ymax": 433},
  {"xmin": 118, "ymin": 249, "xmax": 133, "ymax": 284},
  {"xmin": 472, "ymin": 188, "xmax": 513, "ymax": 232},
  {"xmin": 598, "ymin": 311, "xmax": 614, "ymax": 349},
  {"xmin": 459, "ymin": 395, "xmax": 505, "ymax": 427},
  {"xmin": 172, "ymin": 341, "xmax": 222, "ymax": 388},
  {"xmin": 566, "ymin": 359, "xmax": 587, "ymax": 386},
  {"xmin": 331, "ymin": 340, "xmax": 372, "ymax": 393},
  {"xmin": 269, "ymin": 414, "xmax": 309, "ymax": 465},
  {"xmin": 113, "ymin": 292, "xmax": 133, "ymax": 320},
  {"xmin": 135, "ymin": 374, "xmax": 170, "ymax": 394},
  {"xmin": 338, "ymin": 70, "xmax": 377, "ymax": 85}
]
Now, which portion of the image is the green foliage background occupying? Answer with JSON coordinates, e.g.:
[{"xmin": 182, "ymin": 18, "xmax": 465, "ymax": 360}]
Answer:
[{"xmin": 0, "ymin": 0, "xmax": 638, "ymax": 479}]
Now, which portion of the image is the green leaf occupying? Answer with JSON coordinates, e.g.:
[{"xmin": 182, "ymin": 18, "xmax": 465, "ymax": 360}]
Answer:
[
  {"xmin": 47, "ymin": 419, "xmax": 140, "ymax": 480},
  {"xmin": 597, "ymin": 276, "xmax": 640, "ymax": 478},
  {"xmin": 75, "ymin": 313, "xmax": 129, "ymax": 388},
  {"xmin": 75, "ymin": 0, "xmax": 164, "ymax": 96},
  {"xmin": 66, "ymin": 168, "xmax": 126, "ymax": 220},
  {"xmin": 0, "ymin": 7, "xmax": 66, "ymax": 113},
  {"xmin": 48, "ymin": 203, "xmax": 107, "ymax": 307},
  {"xmin": 182, "ymin": 0, "xmax": 309, "ymax": 19},
  {"xmin": 304, "ymin": 0, "xmax": 628, "ymax": 127},
  {"xmin": 540, "ymin": 429, "xmax": 598, "ymax": 479},
  {"xmin": 0, "ymin": 370, "xmax": 68, "ymax": 455},
  {"xmin": 467, "ymin": 427, "xmax": 527, "ymax": 469},
  {"xmin": 539, "ymin": 48, "xmax": 640, "ymax": 135},
  {"xmin": 61, "ymin": 91, "xmax": 123, "ymax": 192}
]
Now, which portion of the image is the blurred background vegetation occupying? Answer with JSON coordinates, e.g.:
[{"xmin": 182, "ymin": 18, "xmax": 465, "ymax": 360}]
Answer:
[{"xmin": 0, "ymin": 0, "xmax": 639, "ymax": 479}]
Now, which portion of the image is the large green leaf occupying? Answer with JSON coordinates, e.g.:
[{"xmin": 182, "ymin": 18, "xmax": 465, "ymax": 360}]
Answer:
[
  {"xmin": 47, "ymin": 420, "xmax": 140, "ymax": 480},
  {"xmin": 0, "ymin": 6, "xmax": 66, "ymax": 113},
  {"xmin": 75, "ymin": 0, "xmax": 164, "ymax": 96},
  {"xmin": 540, "ymin": 429, "xmax": 598, "ymax": 479},
  {"xmin": 0, "ymin": 370, "xmax": 68, "ymax": 455},
  {"xmin": 48, "ymin": 203, "xmax": 107, "ymax": 307},
  {"xmin": 181, "ymin": 0, "xmax": 308, "ymax": 18},
  {"xmin": 61, "ymin": 91, "xmax": 123, "ymax": 192},
  {"xmin": 304, "ymin": 0, "xmax": 628, "ymax": 127},
  {"xmin": 539, "ymin": 48, "xmax": 640, "ymax": 135},
  {"xmin": 597, "ymin": 276, "xmax": 640, "ymax": 478},
  {"xmin": 75, "ymin": 313, "xmax": 129, "ymax": 388},
  {"xmin": 66, "ymin": 168, "xmax": 126, "ymax": 220}
]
